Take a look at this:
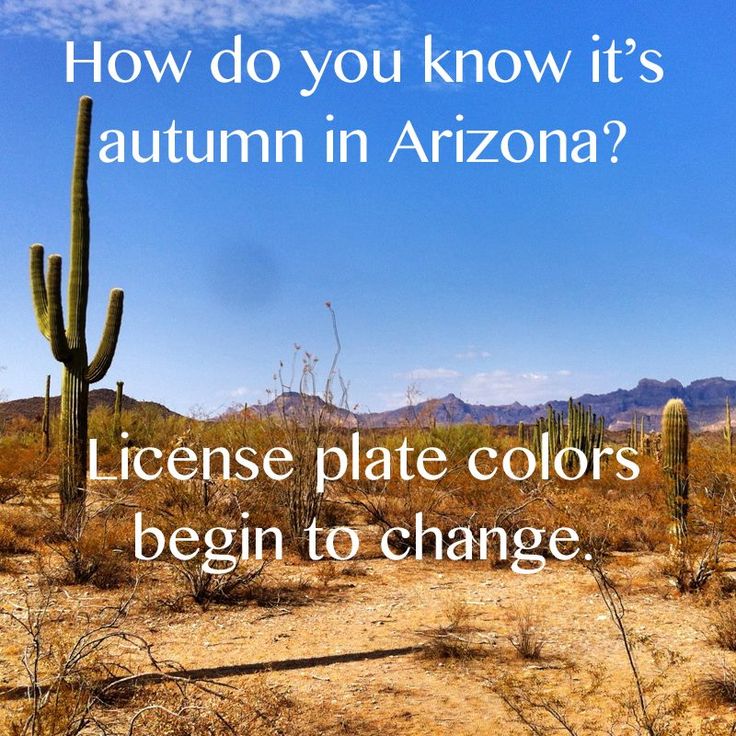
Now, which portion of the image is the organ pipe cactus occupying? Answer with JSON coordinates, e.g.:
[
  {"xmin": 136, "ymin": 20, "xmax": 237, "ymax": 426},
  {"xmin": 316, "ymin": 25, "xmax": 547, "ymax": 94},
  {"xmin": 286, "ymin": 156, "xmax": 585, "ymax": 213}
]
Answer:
[
  {"xmin": 629, "ymin": 412, "xmax": 637, "ymax": 450},
  {"xmin": 30, "ymin": 96, "xmax": 124, "ymax": 534},
  {"xmin": 661, "ymin": 398, "xmax": 689, "ymax": 549},
  {"xmin": 527, "ymin": 400, "xmax": 604, "ymax": 474}
]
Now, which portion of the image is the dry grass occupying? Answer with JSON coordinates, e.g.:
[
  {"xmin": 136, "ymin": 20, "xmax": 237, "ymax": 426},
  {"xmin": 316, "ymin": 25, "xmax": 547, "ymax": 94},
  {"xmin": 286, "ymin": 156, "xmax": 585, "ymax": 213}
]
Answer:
[
  {"xmin": 341, "ymin": 561, "xmax": 369, "ymax": 578},
  {"xmin": 707, "ymin": 603, "xmax": 736, "ymax": 651},
  {"xmin": 314, "ymin": 560, "xmax": 339, "ymax": 587},
  {"xmin": 0, "ymin": 508, "xmax": 44, "ymax": 555},
  {"xmin": 701, "ymin": 663, "xmax": 736, "ymax": 705},
  {"xmin": 44, "ymin": 517, "xmax": 135, "ymax": 589},
  {"xmin": 508, "ymin": 607, "xmax": 546, "ymax": 660},
  {"xmin": 115, "ymin": 678, "xmax": 376, "ymax": 736},
  {"xmin": 419, "ymin": 597, "xmax": 487, "ymax": 661}
]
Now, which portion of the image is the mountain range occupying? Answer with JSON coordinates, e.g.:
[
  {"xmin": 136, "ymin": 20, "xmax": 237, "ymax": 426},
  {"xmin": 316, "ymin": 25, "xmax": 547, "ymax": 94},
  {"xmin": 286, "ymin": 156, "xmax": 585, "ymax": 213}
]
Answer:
[
  {"xmin": 2, "ymin": 378, "xmax": 735, "ymax": 432},
  {"xmin": 253, "ymin": 377, "xmax": 736, "ymax": 432},
  {"xmin": 0, "ymin": 388, "xmax": 176, "ymax": 422}
]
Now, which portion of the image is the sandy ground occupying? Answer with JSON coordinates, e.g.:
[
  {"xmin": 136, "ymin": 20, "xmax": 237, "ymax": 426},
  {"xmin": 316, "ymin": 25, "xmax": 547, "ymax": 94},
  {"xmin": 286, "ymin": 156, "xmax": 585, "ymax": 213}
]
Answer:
[{"xmin": 1, "ymin": 545, "xmax": 735, "ymax": 734}]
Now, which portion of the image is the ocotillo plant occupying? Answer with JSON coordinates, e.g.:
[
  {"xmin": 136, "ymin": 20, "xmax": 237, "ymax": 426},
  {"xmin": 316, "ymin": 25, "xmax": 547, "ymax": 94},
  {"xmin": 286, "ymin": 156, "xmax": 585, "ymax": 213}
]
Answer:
[
  {"xmin": 661, "ymin": 398, "xmax": 689, "ymax": 550},
  {"xmin": 113, "ymin": 380, "xmax": 124, "ymax": 441},
  {"xmin": 30, "ymin": 96, "xmax": 124, "ymax": 534},
  {"xmin": 41, "ymin": 374, "xmax": 51, "ymax": 458},
  {"xmin": 725, "ymin": 398, "xmax": 732, "ymax": 456}
]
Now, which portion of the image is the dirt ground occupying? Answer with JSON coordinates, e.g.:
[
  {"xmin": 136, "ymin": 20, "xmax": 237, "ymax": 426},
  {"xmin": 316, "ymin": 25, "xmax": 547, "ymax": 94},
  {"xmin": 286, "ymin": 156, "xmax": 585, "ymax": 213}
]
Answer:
[{"xmin": 1, "ymin": 543, "xmax": 735, "ymax": 734}]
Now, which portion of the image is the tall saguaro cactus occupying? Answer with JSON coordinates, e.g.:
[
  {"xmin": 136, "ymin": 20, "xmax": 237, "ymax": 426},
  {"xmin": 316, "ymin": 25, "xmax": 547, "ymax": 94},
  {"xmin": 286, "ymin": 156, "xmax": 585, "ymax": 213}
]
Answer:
[
  {"xmin": 661, "ymin": 398, "xmax": 689, "ymax": 550},
  {"xmin": 30, "ymin": 96, "xmax": 124, "ymax": 534}
]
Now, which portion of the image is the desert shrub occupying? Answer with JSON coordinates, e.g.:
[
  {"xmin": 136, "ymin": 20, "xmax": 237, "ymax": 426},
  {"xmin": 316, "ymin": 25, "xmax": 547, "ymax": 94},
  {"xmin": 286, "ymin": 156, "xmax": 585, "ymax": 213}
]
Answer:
[
  {"xmin": 2, "ymin": 507, "xmax": 49, "ymax": 538},
  {"xmin": 341, "ymin": 473, "xmax": 466, "ymax": 557},
  {"xmin": 0, "ymin": 556, "xmax": 18, "ymax": 574},
  {"xmin": 0, "ymin": 525, "xmax": 32, "ymax": 555},
  {"xmin": 173, "ymin": 556, "xmax": 267, "ymax": 611},
  {"xmin": 0, "ymin": 480, "xmax": 22, "ymax": 504},
  {"xmin": 0, "ymin": 508, "xmax": 46, "ymax": 554},
  {"xmin": 245, "ymin": 574, "xmax": 315, "ymax": 609},
  {"xmin": 126, "ymin": 681, "xmax": 297, "ymax": 736},
  {"xmin": 46, "ymin": 516, "xmax": 134, "ymax": 588},
  {"xmin": 4, "ymin": 588, "xmax": 157, "ymax": 736},
  {"xmin": 417, "ymin": 423, "xmax": 497, "ymax": 462},
  {"xmin": 0, "ymin": 441, "xmax": 52, "ymax": 503},
  {"xmin": 494, "ymin": 673, "xmax": 583, "ymax": 735},
  {"xmin": 341, "ymin": 560, "xmax": 369, "ymax": 577},
  {"xmin": 124, "ymin": 677, "xmax": 375, "ymax": 736},
  {"xmin": 256, "ymin": 308, "xmax": 353, "ymax": 559},
  {"xmin": 708, "ymin": 604, "xmax": 736, "ymax": 651},
  {"xmin": 149, "ymin": 484, "xmax": 270, "ymax": 609},
  {"xmin": 421, "ymin": 633, "xmax": 474, "ymax": 661},
  {"xmin": 312, "ymin": 560, "xmax": 340, "ymax": 587},
  {"xmin": 701, "ymin": 664, "xmax": 736, "ymax": 705},
  {"xmin": 420, "ymin": 597, "xmax": 486, "ymax": 661},
  {"xmin": 508, "ymin": 607, "xmax": 546, "ymax": 660},
  {"xmin": 319, "ymin": 498, "xmax": 354, "ymax": 527}
]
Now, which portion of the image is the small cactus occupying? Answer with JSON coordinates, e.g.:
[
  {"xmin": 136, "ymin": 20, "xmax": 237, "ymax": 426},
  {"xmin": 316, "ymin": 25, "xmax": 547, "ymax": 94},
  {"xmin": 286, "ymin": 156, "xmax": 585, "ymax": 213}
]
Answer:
[
  {"xmin": 113, "ymin": 380, "xmax": 124, "ymax": 441},
  {"xmin": 661, "ymin": 398, "xmax": 689, "ymax": 549},
  {"xmin": 725, "ymin": 398, "xmax": 732, "ymax": 456},
  {"xmin": 41, "ymin": 374, "xmax": 51, "ymax": 458}
]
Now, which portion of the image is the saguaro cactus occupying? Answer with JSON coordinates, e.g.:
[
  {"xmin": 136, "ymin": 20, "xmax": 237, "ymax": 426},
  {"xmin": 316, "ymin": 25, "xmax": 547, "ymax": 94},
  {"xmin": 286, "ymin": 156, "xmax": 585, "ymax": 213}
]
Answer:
[
  {"xmin": 113, "ymin": 380, "xmax": 124, "ymax": 440},
  {"xmin": 725, "ymin": 398, "xmax": 732, "ymax": 456},
  {"xmin": 661, "ymin": 398, "xmax": 689, "ymax": 549},
  {"xmin": 42, "ymin": 374, "xmax": 51, "ymax": 458},
  {"xmin": 30, "ymin": 96, "xmax": 124, "ymax": 534}
]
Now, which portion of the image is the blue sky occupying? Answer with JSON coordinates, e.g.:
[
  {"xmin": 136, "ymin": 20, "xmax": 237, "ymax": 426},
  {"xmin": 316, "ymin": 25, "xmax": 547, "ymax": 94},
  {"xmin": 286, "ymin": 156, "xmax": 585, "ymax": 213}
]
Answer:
[{"xmin": 0, "ymin": 0, "xmax": 734, "ymax": 414}]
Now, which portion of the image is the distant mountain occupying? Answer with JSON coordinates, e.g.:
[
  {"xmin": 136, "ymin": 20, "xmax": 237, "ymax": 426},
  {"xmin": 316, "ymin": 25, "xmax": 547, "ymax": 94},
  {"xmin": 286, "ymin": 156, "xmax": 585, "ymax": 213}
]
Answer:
[
  {"xmin": 3, "ymin": 378, "xmax": 734, "ymax": 432},
  {"xmin": 0, "ymin": 388, "xmax": 178, "ymax": 422},
  {"xmin": 252, "ymin": 391, "xmax": 355, "ymax": 424},
  {"xmin": 253, "ymin": 378, "xmax": 736, "ymax": 432}
]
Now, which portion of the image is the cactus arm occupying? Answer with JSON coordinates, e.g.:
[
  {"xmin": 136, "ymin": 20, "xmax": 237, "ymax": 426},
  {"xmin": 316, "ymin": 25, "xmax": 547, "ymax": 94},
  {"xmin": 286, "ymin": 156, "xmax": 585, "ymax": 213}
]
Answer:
[
  {"xmin": 86, "ymin": 288, "xmax": 124, "ymax": 383},
  {"xmin": 46, "ymin": 255, "xmax": 71, "ymax": 363},
  {"xmin": 68, "ymin": 96, "xmax": 92, "ymax": 343},
  {"xmin": 30, "ymin": 244, "xmax": 50, "ymax": 338}
]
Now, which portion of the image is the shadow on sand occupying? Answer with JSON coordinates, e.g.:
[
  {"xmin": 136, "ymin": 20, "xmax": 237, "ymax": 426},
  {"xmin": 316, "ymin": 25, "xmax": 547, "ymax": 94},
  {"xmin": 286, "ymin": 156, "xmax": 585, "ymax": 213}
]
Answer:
[{"xmin": 0, "ymin": 645, "xmax": 421, "ymax": 701}]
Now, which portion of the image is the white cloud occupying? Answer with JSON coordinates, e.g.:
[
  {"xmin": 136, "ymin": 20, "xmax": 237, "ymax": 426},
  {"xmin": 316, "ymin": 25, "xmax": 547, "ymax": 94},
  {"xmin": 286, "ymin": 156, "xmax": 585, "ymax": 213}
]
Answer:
[
  {"xmin": 212, "ymin": 385, "xmax": 263, "ymax": 402},
  {"xmin": 455, "ymin": 349, "xmax": 491, "ymax": 360},
  {"xmin": 0, "ymin": 0, "xmax": 412, "ymax": 42},
  {"xmin": 398, "ymin": 367, "xmax": 461, "ymax": 381},
  {"xmin": 460, "ymin": 369, "xmax": 575, "ymax": 405}
]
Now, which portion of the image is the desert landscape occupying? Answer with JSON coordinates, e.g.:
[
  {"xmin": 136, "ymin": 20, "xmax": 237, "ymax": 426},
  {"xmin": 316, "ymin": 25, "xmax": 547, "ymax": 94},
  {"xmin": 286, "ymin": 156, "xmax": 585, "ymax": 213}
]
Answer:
[
  {"xmin": 2, "ymin": 375, "xmax": 736, "ymax": 734},
  {"xmin": 1, "ymin": 4, "xmax": 733, "ymax": 732}
]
